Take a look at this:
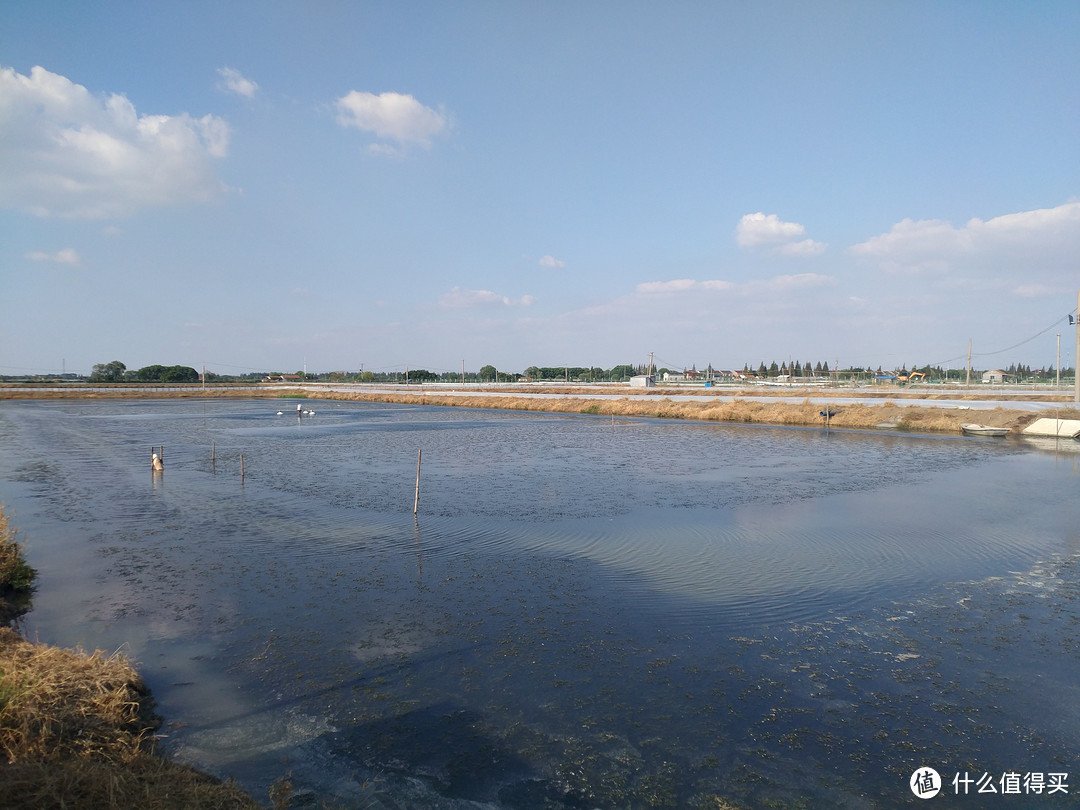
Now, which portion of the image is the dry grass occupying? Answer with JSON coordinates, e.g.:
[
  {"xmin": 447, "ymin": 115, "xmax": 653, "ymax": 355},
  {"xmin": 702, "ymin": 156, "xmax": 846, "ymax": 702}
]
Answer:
[
  {"xmin": 0, "ymin": 627, "xmax": 158, "ymax": 764},
  {"xmin": 0, "ymin": 757, "xmax": 261, "ymax": 810},
  {"xmin": 0, "ymin": 627, "xmax": 259, "ymax": 809}
]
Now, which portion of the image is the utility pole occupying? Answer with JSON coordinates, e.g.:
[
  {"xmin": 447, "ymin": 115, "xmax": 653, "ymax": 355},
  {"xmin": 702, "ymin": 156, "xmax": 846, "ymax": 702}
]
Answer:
[
  {"xmin": 1074, "ymin": 290, "xmax": 1079, "ymax": 404},
  {"xmin": 1056, "ymin": 334, "xmax": 1061, "ymax": 390},
  {"xmin": 965, "ymin": 339, "xmax": 972, "ymax": 388}
]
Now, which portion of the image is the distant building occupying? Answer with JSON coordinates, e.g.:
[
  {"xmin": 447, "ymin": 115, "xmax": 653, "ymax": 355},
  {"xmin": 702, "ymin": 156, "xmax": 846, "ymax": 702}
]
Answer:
[
  {"xmin": 982, "ymin": 369, "xmax": 1007, "ymax": 384},
  {"xmin": 630, "ymin": 375, "xmax": 655, "ymax": 388}
]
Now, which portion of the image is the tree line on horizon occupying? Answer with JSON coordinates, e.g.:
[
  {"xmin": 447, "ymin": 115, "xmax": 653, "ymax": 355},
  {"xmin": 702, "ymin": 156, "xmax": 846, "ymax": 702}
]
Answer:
[{"xmin": 68, "ymin": 359, "xmax": 1077, "ymax": 385}]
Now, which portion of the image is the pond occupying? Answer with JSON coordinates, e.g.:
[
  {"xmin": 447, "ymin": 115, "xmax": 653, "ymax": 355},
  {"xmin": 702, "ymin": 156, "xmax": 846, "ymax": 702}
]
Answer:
[{"xmin": 0, "ymin": 399, "xmax": 1078, "ymax": 808}]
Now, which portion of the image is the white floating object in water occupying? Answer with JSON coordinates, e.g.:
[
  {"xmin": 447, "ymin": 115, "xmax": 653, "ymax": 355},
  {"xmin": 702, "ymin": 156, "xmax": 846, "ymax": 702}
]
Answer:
[{"xmin": 1022, "ymin": 418, "xmax": 1080, "ymax": 438}]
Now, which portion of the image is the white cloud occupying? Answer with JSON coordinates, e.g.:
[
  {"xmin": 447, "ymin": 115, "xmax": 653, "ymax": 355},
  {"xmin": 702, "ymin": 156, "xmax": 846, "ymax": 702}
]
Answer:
[
  {"xmin": 749, "ymin": 272, "xmax": 834, "ymax": 292},
  {"xmin": 849, "ymin": 202, "xmax": 1080, "ymax": 275},
  {"xmin": 0, "ymin": 66, "xmax": 230, "ymax": 218},
  {"xmin": 1011, "ymin": 284, "xmax": 1053, "ymax": 298},
  {"xmin": 438, "ymin": 286, "xmax": 535, "ymax": 308},
  {"xmin": 736, "ymin": 212, "xmax": 826, "ymax": 256},
  {"xmin": 736, "ymin": 212, "xmax": 804, "ymax": 247},
  {"xmin": 539, "ymin": 255, "xmax": 565, "ymax": 269},
  {"xmin": 774, "ymin": 239, "xmax": 827, "ymax": 257},
  {"xmin": 335, "ymin": 91, "xmax": 446, "ymax": 151},
  {"xmin": 635, "ymin": 274, "xmax": 831, "ymax": 296},
  {"xmin": 27, "ymin": 248, "xmax": 81, "ymax": 265},
  {"xmin": 216, "ymin": 67, "xmax": 258, "ymax": 98},
  {"xmin": 636, "ymin": 279, "xmax": 735, "ymax": 294}
]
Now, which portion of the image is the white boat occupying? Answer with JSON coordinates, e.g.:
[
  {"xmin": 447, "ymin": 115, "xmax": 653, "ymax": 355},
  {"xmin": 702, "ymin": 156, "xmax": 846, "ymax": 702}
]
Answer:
[{"xmin": 961, "ymin": 423, "xmax": 1009, "ymax": 437}]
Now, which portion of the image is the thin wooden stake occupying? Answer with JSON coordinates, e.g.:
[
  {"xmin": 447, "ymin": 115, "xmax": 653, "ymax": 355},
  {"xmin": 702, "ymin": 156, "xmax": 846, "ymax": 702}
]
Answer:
[
  {"xmin": 413, "ymin": 449, "xmax": 422, "ymax": 515},
  {"xmin": 240, "ymin": 454, "xmax": 245, "ymax": 483}
]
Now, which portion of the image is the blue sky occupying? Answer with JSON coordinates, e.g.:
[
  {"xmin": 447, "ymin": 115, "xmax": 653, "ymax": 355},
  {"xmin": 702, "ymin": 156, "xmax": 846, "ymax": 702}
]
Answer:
[{"xmin": 2, "ymin": 1, "xmax": 1078, "ymax": 377}]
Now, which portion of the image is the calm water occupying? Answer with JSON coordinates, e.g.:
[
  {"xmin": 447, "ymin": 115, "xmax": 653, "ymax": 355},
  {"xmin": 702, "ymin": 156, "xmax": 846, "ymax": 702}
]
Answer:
[{"xmin": 1, "ymin": 399, "xmax": 1078, "ymax": 808}]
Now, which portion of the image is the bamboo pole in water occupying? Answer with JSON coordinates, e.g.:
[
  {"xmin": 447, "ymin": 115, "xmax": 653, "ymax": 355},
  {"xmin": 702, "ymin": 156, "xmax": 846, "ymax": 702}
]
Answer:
[
  {"xmin": 413, "ymin": 449, "xmax": 422, "ymax": 515},
  {"xmin": 240, "ymin": 454, "xmax": 245, "ymax": 483}
]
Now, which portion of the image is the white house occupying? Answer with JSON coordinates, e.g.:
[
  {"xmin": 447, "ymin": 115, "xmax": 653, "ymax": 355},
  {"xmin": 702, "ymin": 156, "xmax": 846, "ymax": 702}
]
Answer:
[{"xmin": 982, "ymin": 369, "xmax": 1007, "ymax": 383}]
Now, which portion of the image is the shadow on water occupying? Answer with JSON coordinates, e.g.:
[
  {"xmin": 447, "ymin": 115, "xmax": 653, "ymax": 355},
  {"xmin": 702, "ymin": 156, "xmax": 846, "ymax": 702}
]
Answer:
[{"xmin": 0, "ymin": 588, "xmax": 33, "ymax": 627}]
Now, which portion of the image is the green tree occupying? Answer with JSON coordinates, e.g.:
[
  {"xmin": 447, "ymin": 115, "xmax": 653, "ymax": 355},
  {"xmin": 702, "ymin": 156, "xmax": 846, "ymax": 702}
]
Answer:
[
  {"xmin": 90, "ymin": 360, "xmax": 126, "ymax": 383},
  {"xmin": 768, "ymin": 361, "xmax": 779, "ymax": 377},
  {"xmin": 162, "ymin": 366, "xmax": 199, "ymax": 383},
  {"xmin": 135, "ymin": 365, "xmax": 167, "ymax": 382},
  {"xmin": 478, "ymin": 364, "xmax": 497, "ymax": 382},
  {"xmin": 134, "ymin": 365, "xmax": 199, "ymax": 383}
]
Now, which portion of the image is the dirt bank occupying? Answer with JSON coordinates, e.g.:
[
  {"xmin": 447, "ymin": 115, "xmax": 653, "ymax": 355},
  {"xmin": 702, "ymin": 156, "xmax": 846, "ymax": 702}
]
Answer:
[
  {"xmin": 3, "ymin": 384, "xmax": 1078, "ymax": 435},
  {"xmin": 285, "ymin": 389, "xmax": 1079, "ymax": 436}
]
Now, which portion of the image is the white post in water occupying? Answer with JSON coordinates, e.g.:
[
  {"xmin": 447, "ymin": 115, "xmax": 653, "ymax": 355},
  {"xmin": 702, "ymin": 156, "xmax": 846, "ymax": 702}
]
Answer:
[{"xmin": 413, "ymin": 449, "xmax": 422, "ymax": 515}]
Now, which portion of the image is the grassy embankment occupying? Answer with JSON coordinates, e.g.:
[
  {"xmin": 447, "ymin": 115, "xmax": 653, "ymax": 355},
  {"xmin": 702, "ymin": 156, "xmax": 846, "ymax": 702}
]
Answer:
[
  {"xmin": 3, "ymin": 383, "xmax": 1077, "ymax": 434},
  {"xmin": 0, "ymin": 504, "xmax": 261, "ymax": 809}
]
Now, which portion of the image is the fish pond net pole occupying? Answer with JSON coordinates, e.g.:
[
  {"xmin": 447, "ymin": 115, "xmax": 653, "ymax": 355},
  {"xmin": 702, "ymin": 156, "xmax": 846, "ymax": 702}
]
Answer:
[{"xmin": 413, "ymin": 449, "xmax": 422, "ymax": 515}]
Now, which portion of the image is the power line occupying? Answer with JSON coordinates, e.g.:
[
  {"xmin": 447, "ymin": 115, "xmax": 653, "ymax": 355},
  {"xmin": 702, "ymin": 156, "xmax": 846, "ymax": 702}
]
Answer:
[{"xmin": 929, "ymin": 308, "xmax": 1078, "ymax": 367}]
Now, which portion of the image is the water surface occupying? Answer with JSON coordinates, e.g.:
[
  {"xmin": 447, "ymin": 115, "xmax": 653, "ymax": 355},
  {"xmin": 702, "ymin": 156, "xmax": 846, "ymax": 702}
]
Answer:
[{"xmin": 1, "ymin": 399, "xmax": 1077, "ymax": 808}]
